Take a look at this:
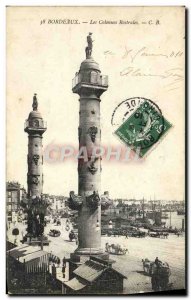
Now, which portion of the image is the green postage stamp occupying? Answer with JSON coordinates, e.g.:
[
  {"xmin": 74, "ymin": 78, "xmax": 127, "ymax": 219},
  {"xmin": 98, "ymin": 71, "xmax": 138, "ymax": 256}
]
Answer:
[{"xmin": 114, "ymin": 99, "xmax": 172, "ymax": 157}]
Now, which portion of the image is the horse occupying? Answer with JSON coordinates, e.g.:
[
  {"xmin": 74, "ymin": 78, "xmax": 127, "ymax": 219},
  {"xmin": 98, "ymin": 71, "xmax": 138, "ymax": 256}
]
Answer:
[
  {"xmin": 142, "ymin": 258, "xmax": 152, "ymax": 275},
  {"xmin": 160, "ymin": 232, "xmax": 169, "ymax": 239},
  {"xmin": 105, "ymin": 243, "xmax": 128, "ymax": 255},
  {"xmin": 150, "ymin": 262, "xmax": 171, "ymax": 291}
]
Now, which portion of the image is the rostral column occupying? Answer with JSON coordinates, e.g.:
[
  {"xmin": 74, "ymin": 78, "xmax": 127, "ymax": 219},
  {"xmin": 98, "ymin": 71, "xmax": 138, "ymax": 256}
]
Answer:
[{"xmin": 69, "ymin": 33, "xmax": 109, "ymax": 255}]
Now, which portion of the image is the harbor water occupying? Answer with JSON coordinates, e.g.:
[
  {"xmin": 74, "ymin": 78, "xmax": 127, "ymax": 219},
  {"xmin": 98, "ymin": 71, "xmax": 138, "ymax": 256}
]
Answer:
[{"xmin": 162, "ymin": 212, "xmax": 185, "ymax": 229}]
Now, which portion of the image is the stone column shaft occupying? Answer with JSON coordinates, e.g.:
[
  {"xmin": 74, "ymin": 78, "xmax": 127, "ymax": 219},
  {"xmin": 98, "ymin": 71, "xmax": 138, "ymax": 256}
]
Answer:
[{"xmin": 27, "ymin": 134, "xmax": 43, "ymax": 197}]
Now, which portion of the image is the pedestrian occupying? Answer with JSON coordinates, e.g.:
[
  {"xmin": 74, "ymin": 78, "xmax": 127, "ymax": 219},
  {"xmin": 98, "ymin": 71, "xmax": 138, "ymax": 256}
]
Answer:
[
  {"xmin": 151, "ymin": 273, "xmax": 159, "ymax": 291},
  {"xmin": 62, "ymin": 271, "xmax": 65, "ymax": 278},
  {"xmin": 52, "ymin": 263, "xmax": 56, "ymax": 278},
  {"xmin": 49, "ymin": 256, "xmax": 52, "ymax": 264},
  {"xmin": 155, "ymin": 257, "xmax": 162, "ymax": 267},
  {"xmin": 57, "ymin": 257, "xmax": 60, "ymax": 266},
  {"xmin": 151, "ymin": 263, "xmax": 160, "ymax": 291},
  {"xmin": 62, "ymin": 257, "xmax": 66, "ymax": 278},
  {"xmin": 62, "ymin": 257, "xmax": 66, "ymax": 267}
]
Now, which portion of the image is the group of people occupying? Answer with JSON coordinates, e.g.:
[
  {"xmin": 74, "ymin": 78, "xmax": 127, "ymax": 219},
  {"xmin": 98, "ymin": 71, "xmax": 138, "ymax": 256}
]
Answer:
[{"xmin": 51, "ymin": 257, "xmax": 67, "ymax": 279}]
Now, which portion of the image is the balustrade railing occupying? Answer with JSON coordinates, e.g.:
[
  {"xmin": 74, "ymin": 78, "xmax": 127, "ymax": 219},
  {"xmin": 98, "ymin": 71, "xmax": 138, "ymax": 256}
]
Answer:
[{"xmin": 72, "ymin": 72, "xmax": 108, "ymax": 88}]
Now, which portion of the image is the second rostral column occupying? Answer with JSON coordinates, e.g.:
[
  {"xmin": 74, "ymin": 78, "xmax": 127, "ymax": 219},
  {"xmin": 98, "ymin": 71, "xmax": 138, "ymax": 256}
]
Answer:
[{"xmin": 69, "ymin": 33, "xmax": 108, "ymax": 255}]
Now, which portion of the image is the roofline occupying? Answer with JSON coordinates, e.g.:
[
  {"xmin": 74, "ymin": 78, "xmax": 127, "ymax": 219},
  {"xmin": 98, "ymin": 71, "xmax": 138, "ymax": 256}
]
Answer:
[
  {"xmin": 73, "ymin": 265, "xmax": 127, "ymax": 283},
  {"xmin": 108, "ymin": 267, "xmax": 127, "ymax": 279}
]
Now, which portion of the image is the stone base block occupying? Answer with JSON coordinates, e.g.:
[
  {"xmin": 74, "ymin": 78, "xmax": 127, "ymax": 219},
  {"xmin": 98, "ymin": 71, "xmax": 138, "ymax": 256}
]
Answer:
[
  {"xmin": 21, "ymin": 235, "xmax": 50, "ymax": 246},
  {"xmin": 74, "ymin": 247, "xmax": 104, "ymax": 256}
]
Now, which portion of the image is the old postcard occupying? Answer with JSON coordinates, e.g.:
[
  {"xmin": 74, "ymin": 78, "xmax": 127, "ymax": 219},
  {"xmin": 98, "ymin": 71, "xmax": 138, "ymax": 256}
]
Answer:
[{"xmin": 6, "ymin": 6, "xmax": 186, "ymax": 295}]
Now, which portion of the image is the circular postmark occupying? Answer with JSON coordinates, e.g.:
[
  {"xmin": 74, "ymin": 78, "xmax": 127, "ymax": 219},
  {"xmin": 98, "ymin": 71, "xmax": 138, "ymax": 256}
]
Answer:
[
  {"xmin": 111, "ymin": 97, "xmax": 144, "ymax": 127},
  {"xmin": 112, "ymin": 97, "xmax": 167, "ymax": 157}
]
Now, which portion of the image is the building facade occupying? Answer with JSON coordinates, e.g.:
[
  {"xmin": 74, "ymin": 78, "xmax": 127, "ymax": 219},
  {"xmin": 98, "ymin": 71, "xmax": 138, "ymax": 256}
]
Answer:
[{"xmin": 6, "ymin": 182, "xmax": 27, "ymax": 221}]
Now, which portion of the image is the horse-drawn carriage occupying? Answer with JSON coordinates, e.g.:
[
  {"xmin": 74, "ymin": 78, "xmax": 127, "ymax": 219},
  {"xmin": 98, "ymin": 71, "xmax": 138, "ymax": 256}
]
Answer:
[
  {"xmin": 105, "ymin": 243, "xmax": 128, "ymax": 255},
  {"xmin": 52, "ymin": 218, "xmax": 61, "ymax": 226},
  {"xmin": 142, "ymin": 258, "xmax": 171, "ymax": 291},
  {"xmin": 159, "ymin": 232, "xmax": 169, "ymax": 238},
  {"xmin": 49, "ymin": 229, "xmax": 61, "ymax": 237},
  {"xmin": 131, "ymin": 231, "xmax": 146, "ymax": 238},
  {"xmin": 148, "ymin": 231, "xmax": 169, "ymax": 238},
  {"xmin": 69, "ymin": 230, "xmax": 77, "ymax": 242},
  {"xmin": 148, "ymin": 231, "xmax": 160, "ymax": 238}
]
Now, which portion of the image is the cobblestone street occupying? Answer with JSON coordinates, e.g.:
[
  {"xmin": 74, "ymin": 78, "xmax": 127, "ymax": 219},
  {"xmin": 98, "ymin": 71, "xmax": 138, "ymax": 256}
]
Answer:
[{"xmin": 7, "ymin": 219, "xmax": 185, "ymax": 295}]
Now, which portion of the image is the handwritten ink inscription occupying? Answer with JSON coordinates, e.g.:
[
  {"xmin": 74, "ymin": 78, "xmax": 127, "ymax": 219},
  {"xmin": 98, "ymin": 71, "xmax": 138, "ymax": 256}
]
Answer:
[{"xmin": 104, "ymin": 46, "xmax": 184, "ymax": 92}]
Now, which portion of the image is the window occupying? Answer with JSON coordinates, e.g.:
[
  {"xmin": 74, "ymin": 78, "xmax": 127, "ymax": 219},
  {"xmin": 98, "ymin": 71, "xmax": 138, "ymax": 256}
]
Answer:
[
  {"xmin": 90, "ymin": 71, "xmax": 100, "ymax": 84},
  {"xmin": 82, "ymin": 72, "xmax": 90, "ymax": 83},
  {"xmin": 11, "ymin": 191, "xmax": 18, "ymax": 203},
  {"xmin": 33, "ymin": 120, "xmax": 39, "ymax": 127},
  {"xmin": 10, "ymin": 203, "xmax": 17, "ymax": 210}
]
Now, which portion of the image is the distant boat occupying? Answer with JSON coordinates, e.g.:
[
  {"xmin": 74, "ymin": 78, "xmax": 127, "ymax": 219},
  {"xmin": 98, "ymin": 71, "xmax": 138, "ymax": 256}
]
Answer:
[{"xmin": 177, "ymin": 209, "xmax": 185, "ymax": 215}]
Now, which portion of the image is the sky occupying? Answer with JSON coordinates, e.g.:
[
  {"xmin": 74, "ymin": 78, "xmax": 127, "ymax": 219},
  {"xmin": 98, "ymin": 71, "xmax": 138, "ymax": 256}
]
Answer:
[{"xmin": 6, "ymin": 6, "xmax": 185, "ymax": 200}]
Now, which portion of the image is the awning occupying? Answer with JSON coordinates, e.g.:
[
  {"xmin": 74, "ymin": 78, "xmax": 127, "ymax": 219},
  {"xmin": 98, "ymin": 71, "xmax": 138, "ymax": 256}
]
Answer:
[
  {"xmin": 7, "ymin": 245, "xmax": 49, "ymax": 273},
  {"xmin": 7, "ymin": 245, "xmax": 48, "ymax": 263},
  {"xmin": 73, "ymin": 259, "xmax": 105, "ymax": 282},
  {"xmin": 63, "ymin": 277, "xmax": 86, "ymax": 291}
]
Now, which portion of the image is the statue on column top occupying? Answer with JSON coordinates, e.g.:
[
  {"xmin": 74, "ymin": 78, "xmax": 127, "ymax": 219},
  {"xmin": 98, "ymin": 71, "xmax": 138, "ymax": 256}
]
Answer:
[
  {"xmin": 32, "ymin": 93, "xmax": 38, "ymax": 111},
  {"xmin": 85, "ymin": 33, "xmax": 93, "ymax": 59}
]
